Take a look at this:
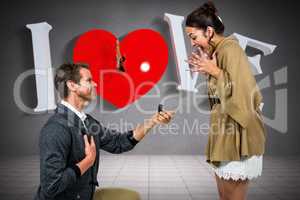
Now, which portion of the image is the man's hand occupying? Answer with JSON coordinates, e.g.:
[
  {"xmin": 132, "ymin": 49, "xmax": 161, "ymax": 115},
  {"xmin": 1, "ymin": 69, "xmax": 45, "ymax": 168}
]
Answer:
[
  {"xmin": 76, "ymin": 135, "xmax": 97, "ymax": 176},
  {"xmin": 83, "ymin": 135, "xmax": 96, "ymax": 165},
  {"xmin": 133, "ymin": 111, "xmax": 175, "ymax": 141},
  {"xmin": 151, "ymin": 111, "xmax": 175, "ymax": 125}
]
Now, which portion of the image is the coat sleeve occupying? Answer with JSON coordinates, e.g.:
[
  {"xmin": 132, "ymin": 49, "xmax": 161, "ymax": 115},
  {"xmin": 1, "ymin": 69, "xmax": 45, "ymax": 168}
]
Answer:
[
  {"xmin": 215, "ymin": 42, "xmax": 260, "ymax": 128},
  {"xmin": 86, "ymin": 116, "xmax": 138, "ymax": 154},
  {"xmin": 39, "ymin": 122, "xmax": 78, "ymax": 198},
  {"xmin": 98, "ymin": 126, "xmax": 138, "ymax": 153}
]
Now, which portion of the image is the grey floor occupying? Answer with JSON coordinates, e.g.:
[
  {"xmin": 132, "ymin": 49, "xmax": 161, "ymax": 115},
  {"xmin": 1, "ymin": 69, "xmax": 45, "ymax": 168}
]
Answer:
[{"xmin": 0, "ymin": 155, "xmax": 299, "ymax": 200}]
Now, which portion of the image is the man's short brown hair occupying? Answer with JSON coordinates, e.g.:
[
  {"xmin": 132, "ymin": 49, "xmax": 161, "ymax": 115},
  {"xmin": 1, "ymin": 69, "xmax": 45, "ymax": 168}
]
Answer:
[{"xmin": 54, "ymin": 63, "xmax": 89, "ymax": 98}]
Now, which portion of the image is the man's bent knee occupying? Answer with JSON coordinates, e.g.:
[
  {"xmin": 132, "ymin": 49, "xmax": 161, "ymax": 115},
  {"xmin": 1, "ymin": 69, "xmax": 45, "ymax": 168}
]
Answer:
[{"xmin": 93, "ymin": 187, "xmax": 141, "ymax": 200}]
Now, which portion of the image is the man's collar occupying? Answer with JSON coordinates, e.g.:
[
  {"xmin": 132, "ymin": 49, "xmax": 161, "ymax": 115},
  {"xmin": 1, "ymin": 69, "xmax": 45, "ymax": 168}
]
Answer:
[
  {"xmin": 60, "ymin": 100, "xmax": 87, "ymax": 121},
  {"xmin": 55, "ymin": 103, "xmax": 87, "ymax": 131}
]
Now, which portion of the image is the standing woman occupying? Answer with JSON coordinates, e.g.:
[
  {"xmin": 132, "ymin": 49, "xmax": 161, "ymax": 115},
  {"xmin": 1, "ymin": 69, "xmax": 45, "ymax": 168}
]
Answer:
[{"xmin": 185, "ymin": 1, "xmax": 266, "ymax": 200}]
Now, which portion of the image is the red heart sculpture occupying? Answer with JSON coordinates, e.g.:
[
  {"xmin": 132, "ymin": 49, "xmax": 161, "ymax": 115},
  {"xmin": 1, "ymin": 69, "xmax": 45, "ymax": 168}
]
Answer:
[{"xmin": 73, "ymin": 29, "xmax": 168, "ymax": 108}]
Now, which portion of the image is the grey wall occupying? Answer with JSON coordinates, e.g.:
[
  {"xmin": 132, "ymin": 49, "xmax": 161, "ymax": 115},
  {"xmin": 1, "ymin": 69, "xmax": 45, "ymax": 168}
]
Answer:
[{"xmin": 1, "ymin": 0, "xmax": 299, "ymax": 157}]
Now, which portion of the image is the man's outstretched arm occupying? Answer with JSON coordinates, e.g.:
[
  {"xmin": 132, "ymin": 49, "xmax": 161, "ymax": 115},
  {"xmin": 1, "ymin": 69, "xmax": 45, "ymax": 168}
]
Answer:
[{"xmin": 92, "ymin": 111, "xmax": 175, "ymax": 154}]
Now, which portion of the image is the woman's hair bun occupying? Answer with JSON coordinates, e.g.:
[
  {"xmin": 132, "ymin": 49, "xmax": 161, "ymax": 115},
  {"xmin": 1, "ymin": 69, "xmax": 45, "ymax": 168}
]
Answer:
[
  {"xmin": 201, "ymin": 1, "xmax": 218, "ymax": 15},
  {"xmin": 185, "ymin": 1, "xmax": 225, "ymax": 34}
]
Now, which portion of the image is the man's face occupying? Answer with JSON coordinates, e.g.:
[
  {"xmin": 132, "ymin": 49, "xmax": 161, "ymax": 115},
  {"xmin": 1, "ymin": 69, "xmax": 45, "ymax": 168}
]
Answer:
[{"xmin": 76, "ymin": 68, "xmax": 97, "ymax": 102}]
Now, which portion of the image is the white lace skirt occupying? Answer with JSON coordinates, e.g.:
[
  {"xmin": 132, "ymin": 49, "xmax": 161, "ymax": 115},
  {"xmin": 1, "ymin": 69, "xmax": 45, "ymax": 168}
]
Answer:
[{"xmin": 210, "ymin": 155, "xmax": 263, "ymax": 181}]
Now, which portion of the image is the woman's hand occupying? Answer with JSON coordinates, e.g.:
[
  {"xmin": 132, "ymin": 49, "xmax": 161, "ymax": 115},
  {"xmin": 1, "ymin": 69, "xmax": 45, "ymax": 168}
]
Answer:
[{"xmin": 186, "ymin": 51, "xmax": 221, "ymax": 79}]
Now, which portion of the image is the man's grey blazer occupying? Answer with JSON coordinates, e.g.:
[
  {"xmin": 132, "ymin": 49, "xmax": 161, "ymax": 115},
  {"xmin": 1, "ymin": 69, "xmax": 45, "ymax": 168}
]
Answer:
[{"xmin": 34, "ymin": 103, "xmax": 138, "ymax": 200}]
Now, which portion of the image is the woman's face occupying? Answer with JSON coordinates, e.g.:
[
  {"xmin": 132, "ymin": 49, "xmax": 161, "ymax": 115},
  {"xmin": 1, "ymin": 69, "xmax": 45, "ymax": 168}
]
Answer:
[{"xmin": 185, "ymin": 27, "xmax": 210, "ymax": 50}]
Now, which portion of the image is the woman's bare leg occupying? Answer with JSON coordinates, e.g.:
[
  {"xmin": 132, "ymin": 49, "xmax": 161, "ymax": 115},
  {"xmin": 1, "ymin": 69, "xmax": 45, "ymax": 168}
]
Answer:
[
  {"xmin": 218, "ymin": 177, "xmax": 249, "ymax": 200},
  {"xmin": 215, "ymin": 174, "xmax": 226, "ymax": 200}
]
